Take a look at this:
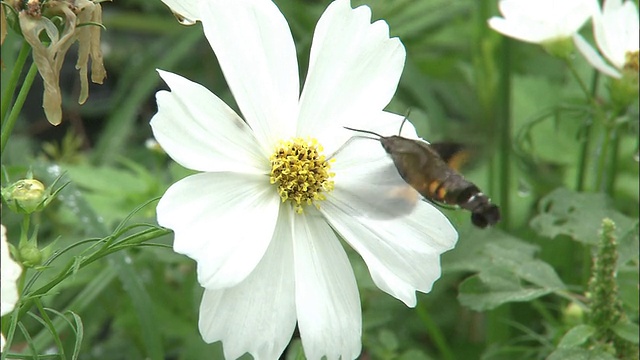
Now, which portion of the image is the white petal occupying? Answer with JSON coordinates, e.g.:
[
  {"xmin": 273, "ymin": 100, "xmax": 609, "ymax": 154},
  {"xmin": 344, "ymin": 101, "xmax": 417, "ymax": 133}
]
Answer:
[
  {"xmin": 198, "ymin": 0, "xmax": 299, "ymax": 152},
  {"xmin": 594, "ymin": 0, "xmax": 639, "ymax": 69},
  {"xmin": 322, "ymin": 201, "xmax": 457, "ymax": 307},
  {"xmin": 297, "ymin": 0, "xmax": 405, "ymax": 150},
  {"xmin": 328, "ymin": 138, "xmax": 418, "ymax": 220},
  {"xmin": 293, "ymin": 212, "xmax": 361, "ymax": 360},
  {"xmin": 1, "ymin": 225, "xmax": 21, "ymax": 316},
  {"xmin": 574, "ymin": 34, "xmax": 622, "ymax": 78},
  {"xmin": 491, "ymin": 0, "xmax": 595, "ymax": 42},
  {"xmin": 199, "ymin": 208, "xmax": 296, "ymax": 360},
  {"xmin": 159, "ymin": 0, "xmax": 199, "ymax": 22},
  {"xmin": 620, "ymin": 1, "xmax": 640, "ymax": 50},
  {"xmin": 151, "ymin": 70, "xmax": 267, "ymax": 174},
  {"xmin": 488, "ymin": 17, "xmax": 554, "ymax": 43},
  {"xmin": 157, "ymin": 172, "xmax": 281, "ymax": 289}
]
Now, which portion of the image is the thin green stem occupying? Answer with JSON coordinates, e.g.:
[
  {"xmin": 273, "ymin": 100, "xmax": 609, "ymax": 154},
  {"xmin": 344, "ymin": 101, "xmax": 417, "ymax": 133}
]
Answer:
[
  {"xmin": 1, "ymin": 303, "xmax": 21, "ymax": 360},
  {"xmin": 1, "ymin": 41, "xmax": 31, "ymax": 125},
  {"xmin": 17, "ymin": 227, "xmax": 170, "ymax": 319},
  {"xmin": 416, "ymin": 303, "xmax": 456, "ymax": 360},
  {"xmin": 34, "ymin": 299, "xmax": 66, "ymax": 359},
  {"xmin": 604, "ymin": 125, "xmax": 620, "ymax": 194},
  {"xmin": 565, "ymin": 58, "xmax": 594, "ymax": 101},
  {"xmin": 20, "ymin": 214, "xmax": 30, "ymax": 245},
  {"xmin": 576, "ymin": 73, "xmax": 601, "ymax": 191},
  {"xmin": 595, "ymin": 119, "xmax": 615, "ymax": 192},
  {"xmin": 1, "ymin": 61, "xmax": 39, "ymax": 155},
  {"xmin": 497, "ymin": 36, "xmax": 512, "ymax": 229}
]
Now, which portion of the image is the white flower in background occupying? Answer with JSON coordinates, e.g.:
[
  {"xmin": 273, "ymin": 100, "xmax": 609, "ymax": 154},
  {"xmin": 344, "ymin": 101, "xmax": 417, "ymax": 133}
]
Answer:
[
  {"xmin": 574, "ymin": 0, "xmax": 639, "ymax": 78},
  {"xmin": 488, "ymin": 0, "xmax": 597, "ymax": 43},
  {"xmin": 153, "ymin": 0, "xmax": 458, "ymax": 359},
  {"xmin": 1, "ymin": 225, "xmax": 22, "ymax": 352}
]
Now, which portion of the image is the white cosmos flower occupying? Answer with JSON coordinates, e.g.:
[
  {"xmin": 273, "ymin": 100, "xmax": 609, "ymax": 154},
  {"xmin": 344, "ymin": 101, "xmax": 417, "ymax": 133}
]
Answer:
[
  {"xmin": 574, "ymin": 0, "xmax": 639, "ymax": 78},
  {"xmin": 488, "ymin": 0, "xmax": 597, "ymax": 43},
  {"xmin": 1, "ymin": 225, "xmax": 22, "ymax": 352},
  {"xmin": 153, "ymin": 0, "xmax": 458, "ymax": 359}
]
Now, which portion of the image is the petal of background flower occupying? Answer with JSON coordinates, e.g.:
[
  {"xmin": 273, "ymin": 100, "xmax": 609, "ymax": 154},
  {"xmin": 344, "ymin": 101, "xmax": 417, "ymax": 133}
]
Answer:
[
  {"xmin": 199, "ymin": 207, "xmax": 296, "ymax": 360},
  {"xmin": 488, "ymin": 17, "xmax": 554, "ymax": 43},
  {"xmin": 574, "ymin": 34, "xmax": 621, "ymax": 78},
  {"xmin": 198, "ymin": 0, "xmax": 299, "ymax": 152},
  {"xmin": 321, "ymin": 200, "xmax": 458, "ymax": 307},
  {"xmin": 490, "ymin": 0, "xmax": 594, "ymax": 43},
  {"xmin": 595, "ymin": 0, "xmax": 639, "ymax": 69},
  {"xmin": 157, "ymin": 172, "xmax": 280, "ymax": 289},
  {"xmin": 1, "ymin": 225, "xmax": 21, "ymax": 316},
  {"xmin": 159, "ymin": 0, "xmax": 200, "ymax": 22},
  {"xmin": 293, "ymin": 212, "xmax": 361, "ymax": 360},
  {"xmin": 151, "ymin": 70, "xmax": 268, "ymax": 174},
  {"xmin": 297, "ymin": 0, "xmax": 405, "ymax": 153}
]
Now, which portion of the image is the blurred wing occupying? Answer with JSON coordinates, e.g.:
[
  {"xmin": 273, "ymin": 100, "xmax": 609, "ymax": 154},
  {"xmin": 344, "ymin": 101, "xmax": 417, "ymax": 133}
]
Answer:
[
  {"xmin": 429, "ymin": 142, "xmax": 469, "ymax": 171},
  {"xmin": 330, "ymin": 137, "xmax": 420, "ymax": 220}
]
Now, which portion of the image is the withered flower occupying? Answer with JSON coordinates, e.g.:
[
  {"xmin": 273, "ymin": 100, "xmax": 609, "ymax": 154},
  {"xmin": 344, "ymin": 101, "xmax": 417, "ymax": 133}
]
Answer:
[{"xmin": 10, "ymin": 0, "xmax": 107, "ymax": 125}]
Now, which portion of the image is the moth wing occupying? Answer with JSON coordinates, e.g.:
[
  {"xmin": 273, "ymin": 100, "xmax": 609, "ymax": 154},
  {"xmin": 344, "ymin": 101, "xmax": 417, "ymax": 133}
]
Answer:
[{"xmin": 330, "ymin": 138, "xmax": 420, "ymax": 220}]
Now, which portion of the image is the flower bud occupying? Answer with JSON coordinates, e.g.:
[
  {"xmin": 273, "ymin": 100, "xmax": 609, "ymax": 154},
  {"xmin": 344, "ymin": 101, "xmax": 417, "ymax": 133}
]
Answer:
[
  {"xmin": 1, "ymin": 179, "xmax": 47, "ymax": 214},
  {"xmin": 19, "ymin": 242, "xmax": 43, "ymax": 267},
  {"xmin": 609, "ymin": 68, "xmax": 639, "ymax": 111},
  {"xmin": 541, "ymin": 38, "xmax": 574, "ymax": 60},
  {"xmin": 562, "ymin": 302, "xmax": 585, "ymax": 327}
]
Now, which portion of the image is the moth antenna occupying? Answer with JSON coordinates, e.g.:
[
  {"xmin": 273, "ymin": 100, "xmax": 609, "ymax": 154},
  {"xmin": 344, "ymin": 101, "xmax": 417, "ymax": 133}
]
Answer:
[
  {"xmin": 343, "ymin": 126, "xmax": 384, "ymax": 138},
  {"xmin": 398, "ymin": 108, "xmax": 412, "ymax": 136}
]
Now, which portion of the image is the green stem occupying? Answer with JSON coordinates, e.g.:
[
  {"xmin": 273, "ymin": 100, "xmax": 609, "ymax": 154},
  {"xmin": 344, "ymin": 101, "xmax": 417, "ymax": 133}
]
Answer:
[
  {"xmin": 575, "ymin": 73, "xmax": 600, "ymax": 191},
  {"xmin": 497, "ymin": 36, "xmax": 511, "ymax": 229},
  {"xmin": 1, "ymin": 61, "xmax": 39, "ymax": 156},
  {"xmin": 416, "ymin": 303, "xmax": 455, "ymax": 360},
  {"xmin": 1, "ymin": 303, "xmax": 21, "ymax": 360},
  {"xmin": 20, "ymin": 214, "xmax": 30, "ymax": 246},
  {"xmin": 34, "ymin": 299, "xmax": 66, "ymax": 359},
  {"xmin": 594, "ymin": 119, "xmax": 615, "ymax": 192},
  {"xmin": 604, "ymin": 125, "xmax": 620, "ymax": 194},
  {"xmin": 565, "ymin": 59, "xmax": 593, "ymax": 100},
  {"xmin": 17, "ymin": 228, "xmax": 170, "ymax": 319},
  {"xmin": 1, "ymin": 41, "xmax": 31, "ymax": 125}
]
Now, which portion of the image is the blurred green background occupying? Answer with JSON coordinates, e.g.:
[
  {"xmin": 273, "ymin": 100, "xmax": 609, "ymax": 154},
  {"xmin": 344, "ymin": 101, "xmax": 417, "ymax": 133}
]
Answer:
[{"xmin": 1, "ymin": 0, "xmax": 638, "ymax": 359}]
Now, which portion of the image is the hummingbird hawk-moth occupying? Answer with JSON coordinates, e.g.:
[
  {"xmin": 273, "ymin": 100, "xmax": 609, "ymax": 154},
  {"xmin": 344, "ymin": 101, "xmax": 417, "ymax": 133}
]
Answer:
[{"xmin": 344, "ymin": 122, "xmax": 500, "ymax": 228}]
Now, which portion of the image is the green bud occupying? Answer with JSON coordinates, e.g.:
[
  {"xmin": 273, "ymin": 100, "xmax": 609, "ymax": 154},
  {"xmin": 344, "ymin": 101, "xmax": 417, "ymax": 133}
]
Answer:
[
  {"xmin": 541, "ymin": 37, "xmax": 574, "ymax": 60},
  {"xmin": 2, "ymin": 179, "xmax": 48, "ymax": 214},
  {"xmin": 562, "ymin": 302, "xmax": 585, "ymax": 327},
  {"xmin": 609, "ymin": 70, "xmax": 639, "ymax": 111},
  {"xmin": 19, "ymin": 242, "xmax": 43, "ymax": 267}
]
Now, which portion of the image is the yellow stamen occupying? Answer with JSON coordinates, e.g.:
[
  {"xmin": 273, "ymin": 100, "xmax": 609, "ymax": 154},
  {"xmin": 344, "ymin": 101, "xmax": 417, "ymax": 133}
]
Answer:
[{"xmin": 269, "ymin": 137, "xmax": 335, "ymax": 214}]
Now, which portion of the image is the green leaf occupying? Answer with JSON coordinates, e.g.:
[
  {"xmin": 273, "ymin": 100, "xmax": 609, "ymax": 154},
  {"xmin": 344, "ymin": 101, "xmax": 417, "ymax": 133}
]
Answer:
[
  {"xmin": 458, "ymin": 274, "xmax": 552, "ymax": 311},
  {"xmin": 612, "ymin": 320, "xmax": 640, "ymax": 344},
  {"xmin": 530, "ymin": 188, "xmax": 636, "ymax": 244},
  {"xmin": 558, "ymin": 325, "xmax": 596, "ymax": 349},
  {"xmin": 546, "ymin": 348, "xmax": 618, "ymax": 360},
  {"xmin": 456, "ymin": 229, "xmax": 565, "ymax": 311}
]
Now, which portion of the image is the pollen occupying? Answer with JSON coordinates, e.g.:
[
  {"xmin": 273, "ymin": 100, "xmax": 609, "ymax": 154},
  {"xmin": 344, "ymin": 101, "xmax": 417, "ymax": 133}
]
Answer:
[
  {"xmin": 624, "ymin": 50, "xmax": 639, "ymax": 72},
  {"xmin": 269, "ymin": 137, "xmax": 335, "ymax": 214}
]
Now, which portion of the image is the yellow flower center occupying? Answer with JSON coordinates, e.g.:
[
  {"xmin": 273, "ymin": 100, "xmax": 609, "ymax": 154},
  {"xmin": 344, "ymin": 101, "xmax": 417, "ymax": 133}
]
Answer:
[
  {"xmin": 624, "ymin": 50, "xmax": 639, "ymax": 72},
  {"xmin": 269, "ymin": 137, "xmax": 335, "ymax": 214}
]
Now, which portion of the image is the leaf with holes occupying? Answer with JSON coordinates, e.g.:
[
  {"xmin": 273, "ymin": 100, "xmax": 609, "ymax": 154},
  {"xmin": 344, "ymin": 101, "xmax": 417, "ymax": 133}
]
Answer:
[{"xmin": 530, "ymin": 188, "xmax": 636, "ymax": 244}]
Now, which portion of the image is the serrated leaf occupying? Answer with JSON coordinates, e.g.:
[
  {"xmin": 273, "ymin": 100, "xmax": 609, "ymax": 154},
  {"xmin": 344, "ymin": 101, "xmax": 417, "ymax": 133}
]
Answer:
[
  {"xmin": 558, "ymin": 325, "xmax": 596, "ymax": 349},
  {"xmin": 530, "ymin": 188, "xmax": 636, "ymax": 244},
  {"xmin": 458, "ymin": 275, "xmax": 552, "ymax": 311},
  {"xmin": 456, "ymin": 229, "xmax": 565, "ymax": 310}
]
